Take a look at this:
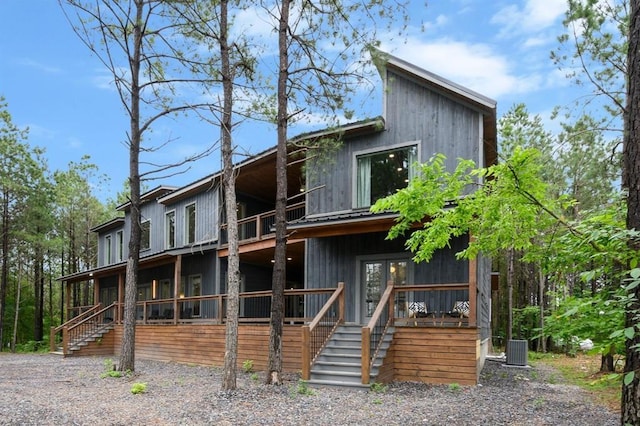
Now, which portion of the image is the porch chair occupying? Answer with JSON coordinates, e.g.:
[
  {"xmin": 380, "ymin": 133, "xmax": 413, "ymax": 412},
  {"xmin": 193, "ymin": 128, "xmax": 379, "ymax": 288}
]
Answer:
[
  {"xmin": 446, "ymin": 300, "xmax": 470, "ymax": 326},
  {"xmin": 406, "ymin": 301, "xmax": 430, "ymax": 326}
]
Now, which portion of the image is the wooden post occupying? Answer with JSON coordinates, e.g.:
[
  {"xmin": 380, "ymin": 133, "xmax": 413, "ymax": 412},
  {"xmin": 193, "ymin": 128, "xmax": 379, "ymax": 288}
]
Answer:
[
  {"xmin": 65, "ymin": 282, "xmax": 71, "ymax": 322},
  {"xmin": 388, "ymin": 283, "xmax": 395, "ymax": 326},
  {"xmin": 468, "ymin": 257, "xmax": 477, "ymax": 327},
  {"xmin": 49, "ymin": 327, "xmax": 56, "ymax": 352},
  {"xmin": 118, "ymin": 273, "xmax": 124, "ymax": 324},
  {"xmin": 337, "ymin": 282, "xmax": 345, "ymax": 323},
  {"xmin": 173, "ymin": 255, "xmax": 182, "ymax": 325},
  {"xmin": 93, "ymin": 277, "xmax": 100, "ymax": 306},
  {"xmin": 301, "ymin": 325, "xmax": 310, "ymax": 380},
  {"xmin": 361, "ymin": 327, "xmax": 371, "ymax": 384},
  {"xmin": 62, "ymin": 327, "xmax": 69, "ymax": 356}
]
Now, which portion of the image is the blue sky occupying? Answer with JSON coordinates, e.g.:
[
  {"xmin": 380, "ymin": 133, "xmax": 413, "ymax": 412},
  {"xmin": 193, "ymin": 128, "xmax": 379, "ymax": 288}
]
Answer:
[{"xmin": 0, "ymin": 0, "xmax": 577, "ymax": 201}]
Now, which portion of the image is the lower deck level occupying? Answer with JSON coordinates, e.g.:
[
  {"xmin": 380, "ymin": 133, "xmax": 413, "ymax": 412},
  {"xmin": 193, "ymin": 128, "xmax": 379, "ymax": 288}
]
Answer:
[{"xmin": 67, "ymin": 323, "xmax": 488, "ymax": 386}]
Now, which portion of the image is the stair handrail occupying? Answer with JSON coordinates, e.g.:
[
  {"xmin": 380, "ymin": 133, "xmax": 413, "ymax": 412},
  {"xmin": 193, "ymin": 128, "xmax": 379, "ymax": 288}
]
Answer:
[
  {"xmin": 49, "ymin": 303, "xmax": 102, "ymax": 352},
  {"xmin": 361, "ymin": 281, "xmax": 394, "ymax": 384},
  {"xmin": 63, "ymin": 302, "xmax": 117, "ymax": 355},
  {"xmin": 301, "ymin": 282, "xmax": 345, "ymax": 380}
]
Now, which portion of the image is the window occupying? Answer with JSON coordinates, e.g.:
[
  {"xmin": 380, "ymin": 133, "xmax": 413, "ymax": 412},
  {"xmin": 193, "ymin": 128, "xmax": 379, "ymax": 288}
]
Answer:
[
  {"xmin": 185, "ymin": 203, "xmax": 196, "ymax": 244},
  {"xmin": 104, "ymin": 235, "xmax": 112, "ymax": 265},
  {"xmin": 141, "ymin": 220, "xmax": 151, "ymax": 251},
  {"xmin": 116, "ymin": 230, "xmax": 124, "ymax": 262},
  {"xmin": 355, "ymin": 144, "xmax": 418, "ymax": 208},
  {"xmin": 165, "ymin": 210, "xmax": 175, "ymax": 249}
]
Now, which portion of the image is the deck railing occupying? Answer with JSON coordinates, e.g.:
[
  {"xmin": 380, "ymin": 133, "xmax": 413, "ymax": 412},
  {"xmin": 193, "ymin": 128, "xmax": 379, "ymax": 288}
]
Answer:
[
  {"xmin": 102, "ymin": 286, "xmax": 335, "ymax": 326},
  {"xmin": 60, "ymin": 303, "xmax": 116, "ymax": 355},
  {"xmin": 361, "ymin": 281, "xmax": 394, "ymax": 384},
  {"xmin": 50, "ymin": 303, "xmax": 103, "ymax": 352},
  {"xmin": 301, "ymin": 282, "xmax": 345, "ymax": 380},
  {"xmin": 393, "ymin": 283, "xmax": 471, "ymax": 327},
  {"xmin": 220, "ymin": 202, "xmax": 305, "ymax": 244}
]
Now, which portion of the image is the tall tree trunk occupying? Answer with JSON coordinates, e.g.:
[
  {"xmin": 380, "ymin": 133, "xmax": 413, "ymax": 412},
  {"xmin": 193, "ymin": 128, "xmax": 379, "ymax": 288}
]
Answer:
[
  {"xmin": 33, "ymin": 241, "xmax": 43, "ymax": 341},
  {"xmin": 267, "ymin": 0, "xmax": 291, "ymax": 385},
  {"xmin": 538, "ymin": 266, "xmax": 546, "ymax": 352},
  {"xmin": 220, "ymin": 0, "xmax": 240, "ymax": 391},
  {"xmin": 0, "ymin": 193, "xmax": 10, "ymax": 350},
  {"xmin": 119, "ymin": 0, "xmax": 144, "ymax": 373},
  {"xmin": 622, "ymin": 1, "xmax": 640, "ymax": 422},
  {"xmin": 11, "ymin": 255, "xmax": 22, "ymax": 353},
  {"xmin": 506, "ymin": 248, "xmax": 514, "ymax": 344}
]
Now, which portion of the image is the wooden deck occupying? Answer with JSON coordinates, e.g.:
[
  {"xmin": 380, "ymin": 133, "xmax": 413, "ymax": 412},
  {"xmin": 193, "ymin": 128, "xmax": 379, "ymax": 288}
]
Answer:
[{"xmin": 66, "ymin": 323, "xmax": 480, "ymax": 385}]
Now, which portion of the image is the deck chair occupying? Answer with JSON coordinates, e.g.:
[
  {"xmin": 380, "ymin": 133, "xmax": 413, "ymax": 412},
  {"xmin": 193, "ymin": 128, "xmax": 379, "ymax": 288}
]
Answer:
[
  {"xmin": 406, "ymin": 301, "xmax": 429, "ymax": 326},
  {"xmin": 447, "ymin": 301, "xmax": 469, "ymax": 326}
]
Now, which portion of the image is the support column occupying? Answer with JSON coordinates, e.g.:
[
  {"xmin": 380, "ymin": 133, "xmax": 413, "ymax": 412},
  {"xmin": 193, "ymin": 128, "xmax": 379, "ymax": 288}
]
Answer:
[{"xmin": 173, "ymin": 255, "xmax": 182, "ymax": 325}]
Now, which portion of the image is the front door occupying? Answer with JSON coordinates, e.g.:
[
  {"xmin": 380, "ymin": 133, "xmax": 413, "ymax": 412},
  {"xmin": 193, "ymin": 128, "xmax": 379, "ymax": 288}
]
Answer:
[{"xmin": 360, "ymin": 258, "xmax": 409, "ymax": 324}]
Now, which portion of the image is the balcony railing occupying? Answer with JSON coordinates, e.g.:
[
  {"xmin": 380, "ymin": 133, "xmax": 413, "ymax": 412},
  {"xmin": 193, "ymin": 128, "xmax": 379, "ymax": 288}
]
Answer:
[
  {"xmin": 100, "ymin": 286, "xmax": 337, "ymax": 326},
  {"xmin": 220, "ymin": 202, "xmax": 305, "ymax": 244}
]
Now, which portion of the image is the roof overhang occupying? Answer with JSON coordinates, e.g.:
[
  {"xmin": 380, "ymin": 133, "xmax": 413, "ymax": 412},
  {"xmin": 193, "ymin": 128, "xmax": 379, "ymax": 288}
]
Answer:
[
  {"xmin": 57, "ymin": 242, "xmax": 218, "ymax": 283},
  {"xmin": 287, "ymin": 211, "xmax": 399, "ymax": 239}
]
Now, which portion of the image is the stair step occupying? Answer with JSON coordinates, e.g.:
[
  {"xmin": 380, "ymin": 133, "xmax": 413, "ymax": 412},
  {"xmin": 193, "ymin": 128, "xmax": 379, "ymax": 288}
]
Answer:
[{"xmin": 306, "ymin": 379, "xmax": 370, "ymax": 390}]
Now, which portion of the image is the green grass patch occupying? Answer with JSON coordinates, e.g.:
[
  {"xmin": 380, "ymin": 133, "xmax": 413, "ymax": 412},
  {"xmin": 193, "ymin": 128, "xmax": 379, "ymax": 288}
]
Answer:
[{"xmin": 531, "ymin": 352, "xmax": 621, "ymax": 412}]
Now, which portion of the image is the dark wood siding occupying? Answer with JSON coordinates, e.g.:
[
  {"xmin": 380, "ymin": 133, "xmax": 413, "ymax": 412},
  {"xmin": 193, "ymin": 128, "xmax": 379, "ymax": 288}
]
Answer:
[
  {"xmin": 306, "ymin": 232, "xmax": 469, "ymax": 322},
  {"xmin": 306, "ymin": 71, "xmax": 483, "ymax": 216}
]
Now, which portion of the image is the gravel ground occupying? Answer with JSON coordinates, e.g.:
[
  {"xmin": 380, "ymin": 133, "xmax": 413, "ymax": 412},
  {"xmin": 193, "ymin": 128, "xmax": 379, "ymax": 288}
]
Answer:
[{"xmin": 0, "ymin": 353, "xmax": 618, "ymax": 425}]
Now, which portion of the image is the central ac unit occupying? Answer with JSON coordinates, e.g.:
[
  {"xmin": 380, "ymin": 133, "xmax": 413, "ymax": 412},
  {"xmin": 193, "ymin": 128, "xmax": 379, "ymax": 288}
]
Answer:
[{"xmin": 506, "ymin": 339, "xmax": 528, "ymax": 366}]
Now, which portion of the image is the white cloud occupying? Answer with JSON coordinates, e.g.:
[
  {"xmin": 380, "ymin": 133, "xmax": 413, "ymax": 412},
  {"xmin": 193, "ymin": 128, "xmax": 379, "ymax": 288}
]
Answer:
[
  {"xmin": 16, "ymin": 58, "xmax": 62, "ymax": 74},
  {"xmin": 491, "ymin": 0, "xmax": 566, "ymax": 37},
  {"xmin": 381, "ymin": 37, "xmax": 541, "ymax": 99}
]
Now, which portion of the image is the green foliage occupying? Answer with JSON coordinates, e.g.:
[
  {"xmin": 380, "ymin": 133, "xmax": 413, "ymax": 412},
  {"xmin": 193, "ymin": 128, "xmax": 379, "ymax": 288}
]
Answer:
[
  {"xmin": 371, "ymin": 146, "xmax": 556, "ymax": 263},
  {"xmin": 544, "ymin": 291, "xmax": 625, "ymax": 357},
  {"xmin": 242, "ymin": 359, "xmax": 254, "ymax": 373},
  {"xmin": 513, "ymin": 306, "xmax": 541, "ymax": 342},
  {"xmin": 290, "ymin": 380, "xmax": 315, "ymax": 396},
  {"xmin": 250, "ymin": 373, "xmax": 259, "ymax": 381},
  {"xmin": 448, "ymin": 382, "xmax": 461, "ymax": 392},
  {"xmin": 14, "ymin": 340, "xmax": 47, "ymax": 353},
  {"xmin": 369, "ymin": 382, "xmax": 387, "ymax": 393},
  {"xmin": 552, "ymin": 0, "xmax": 628, "ymax": 122},
  {"xmin": 130, "ymin": 382, "xmax": 147, "ymax": 395}
]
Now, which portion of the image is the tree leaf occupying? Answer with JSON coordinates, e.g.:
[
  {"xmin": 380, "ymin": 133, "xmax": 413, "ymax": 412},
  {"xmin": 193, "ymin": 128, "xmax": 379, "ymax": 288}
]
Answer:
[
  {"xmin": 624, "ymin": 326, "xmax": 635, "ymax": 340},
  {"xmin": 624, "ymin": 371, "xmax": 635, "ymax": 386}
]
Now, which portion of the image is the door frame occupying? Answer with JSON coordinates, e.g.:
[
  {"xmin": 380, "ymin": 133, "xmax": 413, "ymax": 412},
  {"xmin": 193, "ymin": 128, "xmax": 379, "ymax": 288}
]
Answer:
[{"xmin": 354, "ymin": 253, "xmax": 413, "ymax": 324}]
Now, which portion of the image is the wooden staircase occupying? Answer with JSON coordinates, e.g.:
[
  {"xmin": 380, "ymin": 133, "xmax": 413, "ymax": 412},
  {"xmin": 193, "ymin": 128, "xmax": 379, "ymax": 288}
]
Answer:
[
  {"xmin": 50, "ymin": 303, "xmax": 117, "ymax": 356},
  {"xmin": 308, "ymin": 324, "xmax": 394, "ymax": 389}
]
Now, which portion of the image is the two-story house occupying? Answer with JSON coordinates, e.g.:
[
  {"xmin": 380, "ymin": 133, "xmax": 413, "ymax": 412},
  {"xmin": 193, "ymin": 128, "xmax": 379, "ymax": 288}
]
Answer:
[{"xmin": 54, "ymin": 51, "xmax": 497, "ymax": 387}]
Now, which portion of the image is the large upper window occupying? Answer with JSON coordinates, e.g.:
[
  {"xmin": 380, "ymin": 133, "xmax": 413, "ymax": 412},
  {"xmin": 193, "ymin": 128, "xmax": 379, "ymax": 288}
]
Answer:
[
  {"xmin": 165, "ymin": 210, "xmax": 176, "ymax": 249},
  {"xmin": 185, "ymin": 203, "xmax": 196, "ymax": 244},
  {"xmin": 355, "ymin": 144, "xmax": 418, "ymax": 208},
  {"xmin": 141, "ymin": 220, "xmax": 151, "ymax": 251}
]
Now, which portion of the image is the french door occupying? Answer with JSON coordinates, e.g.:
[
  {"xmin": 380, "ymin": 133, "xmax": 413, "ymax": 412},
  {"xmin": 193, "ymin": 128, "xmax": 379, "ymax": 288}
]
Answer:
[{"xmin": 359, "ymin": 257, "xmax": 410, "ymax": 323}]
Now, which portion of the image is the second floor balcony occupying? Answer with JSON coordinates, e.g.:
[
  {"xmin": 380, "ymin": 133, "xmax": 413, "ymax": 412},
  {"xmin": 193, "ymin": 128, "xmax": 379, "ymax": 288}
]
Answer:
[{"xmin": 220, "ymin": 202, "xmax": 305, "ymax": 245}]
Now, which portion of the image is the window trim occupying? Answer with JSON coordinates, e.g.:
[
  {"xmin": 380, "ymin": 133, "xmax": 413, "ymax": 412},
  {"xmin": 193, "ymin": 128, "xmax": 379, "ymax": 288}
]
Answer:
[
  {"xmin": 165, "ymin": 209, "xmax": 176, "ymax": 249},
  {"xmin": 104, "ymin": 235, "xmax": 112, "ymax": 265},
  {"xmin": 351, "ymin": 140, "xmax": 420, "ymax": 208},
  {"xmin": 185, "ymin": 202, "xmax": 197, "ymax": 245},
  {"xmin": 116, "ymin": 230, "xmax": 124, "ymax": 262},
  {"xmin": 141, "ymin": 219, "xmax": 151, "ymax": 251}
]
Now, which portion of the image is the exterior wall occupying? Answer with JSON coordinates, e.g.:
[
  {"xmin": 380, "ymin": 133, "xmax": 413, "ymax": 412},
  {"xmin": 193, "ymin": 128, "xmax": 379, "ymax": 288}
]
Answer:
[
  {"xmin": 306, "ymin": 232, "xmax": 469, "ymax": 322},
  {"xmin": 390, "ymin": 327, "xmax": 479, "ymax": 385},
  {"xmin": 96, "ymin": 187, "xmax": 219, "ymax": 268},
  {"xmin": 110, "ymin": 324, "xmax": 303, "ymax": 372},
  {"xmin": 97, "ymin": 226, "xmax": 125, "ymax": 268},
  {"xmin": 163, "ymin": 189, "xmax": 219, "ymax": 250},
  {"xmin": 306, "ymin": 71, "xmax": 483, "ymax": 217}
]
